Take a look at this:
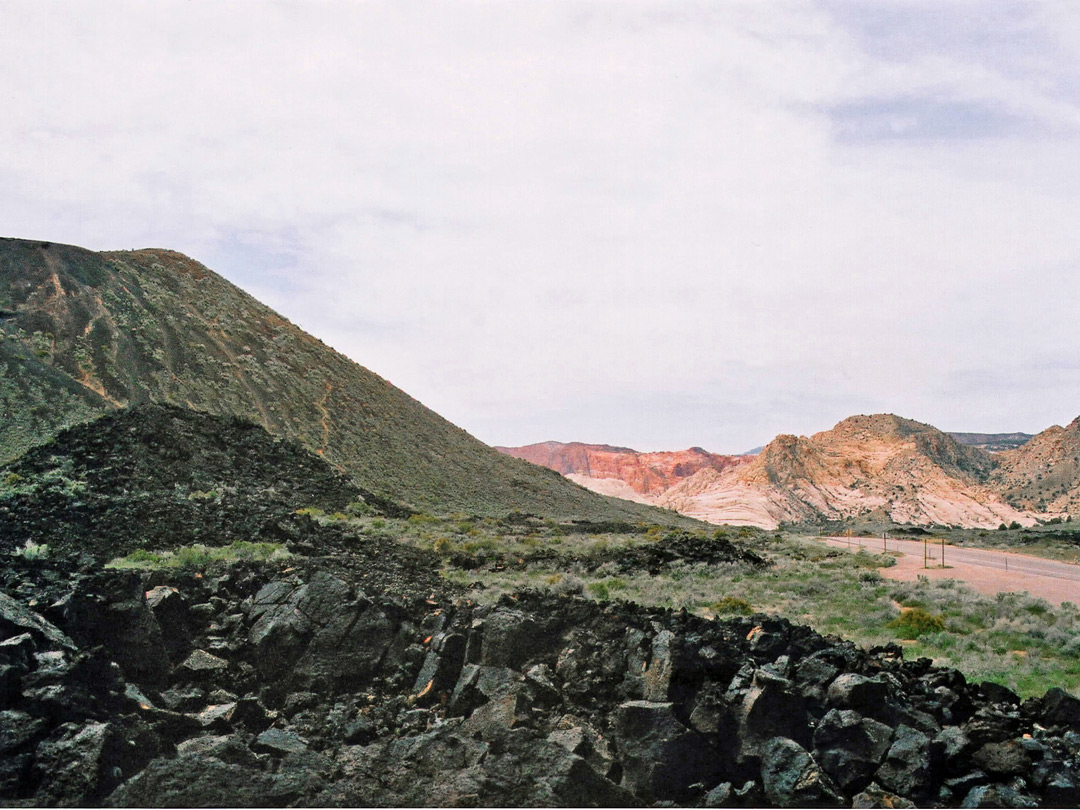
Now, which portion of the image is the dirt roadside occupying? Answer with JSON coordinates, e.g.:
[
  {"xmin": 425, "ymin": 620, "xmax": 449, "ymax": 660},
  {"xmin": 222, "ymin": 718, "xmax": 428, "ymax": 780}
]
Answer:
[{"xmin": 822, "ymin": 536, "xmax": 1080, "ymax": 607}]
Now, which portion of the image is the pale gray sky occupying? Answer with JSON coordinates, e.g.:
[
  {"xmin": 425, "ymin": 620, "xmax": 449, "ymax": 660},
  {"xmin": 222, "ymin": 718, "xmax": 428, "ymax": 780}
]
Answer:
[{"xmin": 3, "ymin": 1, "xmax": 1079, "ymax": 452}]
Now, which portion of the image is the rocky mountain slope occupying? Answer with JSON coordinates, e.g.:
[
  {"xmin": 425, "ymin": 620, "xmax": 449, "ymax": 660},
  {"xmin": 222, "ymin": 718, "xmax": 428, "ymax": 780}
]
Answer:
[
  {"xmin": 507, "ymin": 416, "xmax": 1047, "ymax": 530},
  {"xmin": 992, "ymin": 416, "xmax": 1080, "ymax": 516},
  {"xmin": 677, "ymin": 415, "xmax": 1031, "ymax": 530},
  {"xmin": 0, "ymin": 237, "xmax": 692, "ymax": 525}
]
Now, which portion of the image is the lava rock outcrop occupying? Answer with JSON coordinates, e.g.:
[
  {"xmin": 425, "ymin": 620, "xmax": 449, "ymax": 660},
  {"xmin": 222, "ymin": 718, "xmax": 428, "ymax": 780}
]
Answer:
[
  {"xmin": 3, "ymin": 548, "xmax": 1080, "ymax": 807},
  {"xmin": 0, "ymin": 404, "xmax": 367, "ymax": 559}
]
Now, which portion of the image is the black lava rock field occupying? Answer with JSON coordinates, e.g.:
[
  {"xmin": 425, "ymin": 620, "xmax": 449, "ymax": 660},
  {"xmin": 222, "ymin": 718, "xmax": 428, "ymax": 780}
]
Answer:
[
  {"xmin": 2, "ymin": 407, "xmax": 1080, "ymax": 807},
  {"xmin": 0, "ymin": 404, "xmax": 366, "ymax": 560}
]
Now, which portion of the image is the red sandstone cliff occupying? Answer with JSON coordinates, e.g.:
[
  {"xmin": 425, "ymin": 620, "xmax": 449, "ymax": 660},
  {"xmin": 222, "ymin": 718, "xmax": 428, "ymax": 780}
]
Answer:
[{"xmin": 494, "ymin": 441, "xmax": 751, "ymax": 496}]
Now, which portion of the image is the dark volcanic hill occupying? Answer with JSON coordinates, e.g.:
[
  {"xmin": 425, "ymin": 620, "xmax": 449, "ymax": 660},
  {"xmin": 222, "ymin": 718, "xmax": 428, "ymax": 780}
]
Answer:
[
  {"xmin": 0, "ymin": 404, "xmax": 369, "ymax": 559},
  {"xmin": 0, "ymin": 237, "xmax": 691, "ymax": 525}
]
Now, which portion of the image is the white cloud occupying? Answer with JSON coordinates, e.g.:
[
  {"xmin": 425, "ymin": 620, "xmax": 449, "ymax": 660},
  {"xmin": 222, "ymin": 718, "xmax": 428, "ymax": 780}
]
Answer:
[{"xmin": 1, "ymin": 1, "xmax": 1078, "ymax": 452}]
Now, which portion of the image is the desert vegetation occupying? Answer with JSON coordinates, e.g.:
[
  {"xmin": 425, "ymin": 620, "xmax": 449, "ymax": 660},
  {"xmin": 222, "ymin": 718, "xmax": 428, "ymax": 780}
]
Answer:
[
  {"xmin": 106, "ymin": 540, "xmax": 290, "ymax": 570},
  {"xmin": 295, "ymin": 509, "xmax": 1080, "ymax": 698}
]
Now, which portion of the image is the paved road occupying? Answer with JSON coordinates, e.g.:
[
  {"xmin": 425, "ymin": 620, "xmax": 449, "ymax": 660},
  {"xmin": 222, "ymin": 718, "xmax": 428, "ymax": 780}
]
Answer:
[{"xmin": 821, "ymin": 535, "xmax": 1080, "ymax": 606}]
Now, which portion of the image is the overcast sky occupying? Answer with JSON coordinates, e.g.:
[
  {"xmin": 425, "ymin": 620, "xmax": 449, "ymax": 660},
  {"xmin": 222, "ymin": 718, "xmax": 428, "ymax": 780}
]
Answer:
[{"xmin": 3, "ymin": 2, "xmax": 1079, "ymax": 453}]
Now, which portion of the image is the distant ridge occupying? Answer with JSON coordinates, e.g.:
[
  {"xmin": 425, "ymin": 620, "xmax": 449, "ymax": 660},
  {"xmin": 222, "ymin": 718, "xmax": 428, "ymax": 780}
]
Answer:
[
  {"xmin": 0, "ymin": 237, "xmax": 696, "ymax": 525},
  {"xmin": 495, "ymin": 441, "xmax": 751, "ymax": 497},
  {"xmin": 948, "ymin": 432, "xmax": 1034, "ymax": 452}
]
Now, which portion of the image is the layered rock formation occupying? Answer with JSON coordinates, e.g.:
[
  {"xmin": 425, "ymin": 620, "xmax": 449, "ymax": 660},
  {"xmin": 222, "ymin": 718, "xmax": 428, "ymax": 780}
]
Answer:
[
  {"xmin": 674, "ymin": 415, "xmax": 1034, "ymax": 529},
  {"xmin": 503, "ymin": 416, "xmax": 1053, "ymax": 529},
  {"xmin": 495, "ymin": 442, "xmax": 751, "ymax": 497}
]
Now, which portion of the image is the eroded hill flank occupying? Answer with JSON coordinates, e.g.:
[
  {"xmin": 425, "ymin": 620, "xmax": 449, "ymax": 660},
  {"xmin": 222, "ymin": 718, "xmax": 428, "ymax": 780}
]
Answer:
[
  {"xmin": 0, "ymin": 238, "xmax": 696, "ymax": 525},
  {"xmin": 992, "ymin": 415, "xmax": 1080, "ymax": 516}
]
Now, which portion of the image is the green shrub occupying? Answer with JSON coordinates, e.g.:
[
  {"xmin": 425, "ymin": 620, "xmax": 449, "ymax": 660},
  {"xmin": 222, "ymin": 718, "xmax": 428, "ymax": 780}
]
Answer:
[
  {"xmin": 712, "ymin": 596, "xmax": 752, "ymax": 615},
  {"xmin": 587, "ymin": 581, "xmax": 611, "ymax": 601},
  {"xmin": 888, "ymin": 607, "xmax": 947, "ymax": 639},
  {"xmin": 126, "ymin": 548, "xmax": 163, "ymax": 564},
  {"xmin": 14, "ymin": 540, "xmax": 49, "ymax": 560},
  {"xmin": 173, "ymin": 545, "xmax": 214, "ymax": 568},
  {"xmin": 345, "ymin": 501, "xmax": 371, "ymax": 516},
  {"xmin": 106, "ymin": 541, "xmax": 287, "ymax": 570},
  {"xmin": 226, "ymin": 541, "xmax": 279, "ymax": 560}
]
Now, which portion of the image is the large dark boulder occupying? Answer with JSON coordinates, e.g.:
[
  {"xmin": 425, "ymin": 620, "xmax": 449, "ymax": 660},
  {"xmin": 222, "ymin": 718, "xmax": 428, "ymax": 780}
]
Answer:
[
  {"xmin": 827, "ymin": 673, "xmax": 892, "ymax": 722},
  {"xmin": 0, "ymin": 591, "xmax": 75, "ymax": 651},
  {"xmin": 326, "ymin": 724, "xmax": 630, "ymax": 807},
  {"xmin": 959, "ymin": 782, "xmax": 1038, "ymax": 808},
  {"xmin": 759, "ymin": 736, "xmax": 844, "ymax": 807},
  {"xmin": 61, "ymin": 574, "xmax": 169, "ymax": 686},
  {"xmin": 479, "ymin": 608, "xmax": 543, "ymax": 669},
  {"xmin": 875, "ymin": 724, "xmax": 935, "ymax": 798},
  {"xmin": 32, "ymin": 718, "xmax": 160, "ymax": 806},
  {"xmin": 971, "ymin": 740, "xmax": 1031, "ymax": 778},
  {"xmin": 1037, "ymin": 686, "xmax": 1080, "ymax": 731},
  {"xmin": 612, "ymin": 699, "xmax": 721, "ymax": 801},
  {"xmin": 812, "ymin": 708, "xmax": 894, "ymax": 793},
  {"xmin": 104, "ymin": 753, "xmax": 320, "ymax": 807},
  {"xmin": 412, "ymin": 631, "xmax": 467, "ymax": 706},
  {"xmin": 1032, "ymin": 760, "xmax": 1080, "ymax": 806},
  {"xmin": 733, "ymin": 677, "xmax": 811, "ymax": 762},
  {"xmin": 247, "ymin": 572, "xmax": 396, "ymax": 692},
  {"xmin": 144, "ymin": 586, "xmax": 192, "ymax": 665}
]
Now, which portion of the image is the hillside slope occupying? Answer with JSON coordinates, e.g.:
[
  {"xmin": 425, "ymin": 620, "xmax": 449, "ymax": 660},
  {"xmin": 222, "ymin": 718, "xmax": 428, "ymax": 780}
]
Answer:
[
  {"xmin": 992, "ymin": 417, "xmax": 1080, "ymax": 515},
  {"xmin": 0, "ymin": 238, "xmax": 692, "ymax": 524},
  {"xmin": 0, "ymin": 335, "xmax": 111, "ymax": 459}
]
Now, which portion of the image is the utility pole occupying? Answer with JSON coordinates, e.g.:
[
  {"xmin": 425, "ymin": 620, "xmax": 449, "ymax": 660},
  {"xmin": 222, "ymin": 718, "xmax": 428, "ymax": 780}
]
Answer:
[
  {"xmin": 941, "ymin": 536, "xmax": 945, "ymax": 568},
  {"xmin": 923, "ymin": 537, "xmax": 928, "ymax": 568}
]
